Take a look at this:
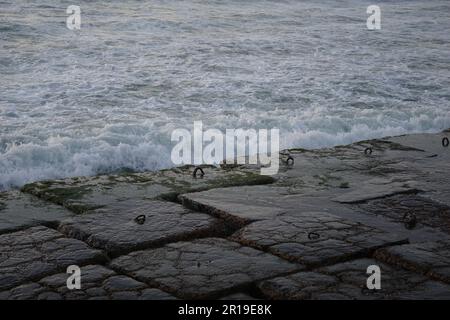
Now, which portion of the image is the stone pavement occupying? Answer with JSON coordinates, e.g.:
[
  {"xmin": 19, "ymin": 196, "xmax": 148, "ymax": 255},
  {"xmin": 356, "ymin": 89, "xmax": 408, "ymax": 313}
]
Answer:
[
  {"xmin": 1, "ymin": 130, "xmax": 449, "ymax": 299},
  {"xmin": 0, "ymin": 226, "xmax": 106, "ymax": 291},
  {"xmin": 110, "ymin": 238, "xmax": 299, "ymax": 299},
  {"xmin": 58, "ymin": 200, "xmax": 226, "ymax": 256},
  {"xmin": 258, "ymin": 258, "xmax": 450, "ymax": 300},
  {"xmin": 0, "ymin": 265, "xmax": 176, "ymax": 300}
]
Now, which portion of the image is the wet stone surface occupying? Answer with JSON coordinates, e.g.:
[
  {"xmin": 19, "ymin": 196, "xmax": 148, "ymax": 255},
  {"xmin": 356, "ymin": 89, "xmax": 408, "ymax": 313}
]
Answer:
[
  {"xmin": 231, "ymin": 211, "xmax": 407, "ymax": 267},
  {"xmin": 0, "ymin": 265, "xmax": 176, "ymax": 300},
  {"xmin": 258, "ymin": 258, "xmax": 450, "ymax": 300},
  {"xmin": 374, "ymin": 240, "xmax": 450, "ymax": 284},
  {"xmin": 332, "ymin": 180, "xmax": 419, "ymax": 204},
  {"xmin": 2, "ymin": 130, "xmax": 450, "ymax": 299},
  {"xmin": 110, "ymin": 238, "xmax": 300, "ymax": 299},
  {"xmin": 21, "ymin": 166, "xmax": 273, "ymax": 214},
  {"xmin": 0, "ymin": 191, "xmax": 73, "ymax": 234},
  {"xmin": 355, "ymin": 194, "xmax": 450, "ymax": 234},
  {"xmin": 58, "ymin": 200, "xmax": 226, "ymax": 256},
  {"xmin": 0, "ymin": 226, "xmax": 107, "ymax": 290},
  {"xmin": 179, "ymin": 185, "xmax": 291, "ymax": 224}
]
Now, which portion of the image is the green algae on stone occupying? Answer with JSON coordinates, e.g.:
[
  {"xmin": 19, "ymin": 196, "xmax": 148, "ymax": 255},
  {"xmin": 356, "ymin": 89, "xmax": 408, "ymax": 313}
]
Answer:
[
  {"xmin": 0, "ymin": 191, "xmax": 73, "ymax": 234},
  {"xmin": 21, "ymin": 166, "xmax": 275, "ymax": 213}
]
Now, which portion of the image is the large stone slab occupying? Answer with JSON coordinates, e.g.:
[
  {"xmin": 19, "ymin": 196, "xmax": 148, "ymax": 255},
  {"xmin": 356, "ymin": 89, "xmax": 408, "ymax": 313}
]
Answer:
[
  {"xmin": 0, "ymin": 265, "xmax": 176, "ymax": 300},
  {"xmin": 180, "ymin": 185, "xmax": 370, "ymax": 224},
  {"xmin": 231, "ymin": 211, "xmax": 406, "ymax": 267},
  {"xmin": 258, "ymin": 258, "xmax": 450, "ymax": 300},
  {"xmin": 180, "ymin": 185, "xmax": 292, "ymax": 224},
  {"xmin": 58, "ymin": 200, "xmax": 226, "ymax": 256},
  {"xmin": 387, "ymin": 132, "xmax": 450, "ymax": 159},
  {"xmin": 180, "ymin": 183, "xmax": 420, "ymax": 227},
  {"xmin": 268, "ymin": 136, "xmax": 432, "ymax": 195},
  {"xmin": 0, "ymin": 226, "xmax": 107, "ymax": 290},
  {"xmin": 21, "ymin": 166, "xmax": 273, "ymax": 213},
  {"xmin": 110, "ymin": 238, "xmax": 300, "ymax": 299},
  {"xmin": 385, "ymin": 131, "xmax": 450, "ymax": 207},
  {"xmin": 180, "ymin": 184, "xmax": 422, "ymax": 267},
  {"xmin": 374, "ymin": 240, "xmax": 450, "ymax": 284},
  {"xmin": 0, "ymin": 191, "xmax": 72, "ymax": 234},
  {"xmin": 354, "ymin": 193, "xmax": 450, "ymax": 234}
]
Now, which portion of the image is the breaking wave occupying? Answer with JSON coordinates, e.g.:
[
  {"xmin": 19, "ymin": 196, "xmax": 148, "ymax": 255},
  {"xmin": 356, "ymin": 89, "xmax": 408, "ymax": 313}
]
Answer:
[{"xmin": 1, "ymin": 0, "xmax": 450, "ymax": 189}]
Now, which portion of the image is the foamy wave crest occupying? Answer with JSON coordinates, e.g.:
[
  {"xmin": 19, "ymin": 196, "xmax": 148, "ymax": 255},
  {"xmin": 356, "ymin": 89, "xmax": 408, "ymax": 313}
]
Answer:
[
  {"xmin": 281, "ymin": 108, "xmax": 450, "ymax": 150},
  {"xmin": 1, "ymin": 0, "xmax": 449, "ymax": 190},
  {"xmin": 2, "ymin": 117, "xmax": 449, "ymax": 190},
  {"xmin": 0, "ymin": 135, "xmax": 172, "ymax": 190}
]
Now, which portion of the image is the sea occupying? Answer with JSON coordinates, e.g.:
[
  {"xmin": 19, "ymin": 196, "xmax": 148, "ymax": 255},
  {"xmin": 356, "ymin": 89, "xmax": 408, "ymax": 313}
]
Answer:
[{"xmin": 1, "ymin": 0, "xmax": 449, "ymax": 190}]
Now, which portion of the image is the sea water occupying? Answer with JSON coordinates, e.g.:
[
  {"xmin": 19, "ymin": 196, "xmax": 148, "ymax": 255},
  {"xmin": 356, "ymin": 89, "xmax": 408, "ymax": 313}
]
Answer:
[{"xmin": 1, "ymin": 0, "xmax": 449, "ymax": 189}]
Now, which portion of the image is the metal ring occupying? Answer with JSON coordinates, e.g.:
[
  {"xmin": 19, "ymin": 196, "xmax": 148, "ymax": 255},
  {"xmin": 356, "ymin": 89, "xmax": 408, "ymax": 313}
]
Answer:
[
  {"xmin": 403, "ymin": 212, "xmax": 417, "ymax": 230},
  {"xmin": 193, "ymin": 167, "xmax": 205, "ymax": 178},
  {"xmin": 443, "ymin": 137, "xmax": 449, "ymax": 147},
  {"xmin": 286, "ymin": 156, "xmax": 294, "ymax": 166},
  {"xmin": 134, "ymin": 215, "xmax": 146, "ymax": 225},
  {"xmin": 308, "ymin": 232, "xmax": 320, "ymax": 240},
  {"xmin": 364, "ymin": 147, "xmax": 373, "ymax": 155}
]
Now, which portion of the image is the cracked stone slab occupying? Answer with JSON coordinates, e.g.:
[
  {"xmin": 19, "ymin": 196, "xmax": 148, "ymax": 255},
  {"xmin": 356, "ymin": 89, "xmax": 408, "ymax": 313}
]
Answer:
[
  {"xmin": 21, "ymin": 166, "xmax": 273, "ymax": 213},
  {"xmin": 180, "ymin": 185, "xmax": 364, "ymax": 225},
  {"xmin": 0, "ymin": 226, "xmax": 107, "ymax": 290},
  {"xmin": 231, "ymin": 211, "xmax": 407, "ymax": 267},
  {"xmin": 0, "ymin": 191, "xmax": 72, "ymax": 234},
  {"xmin": 180, "ymin": 182, "xmax": 423, "ymax": 231},
  {"xmin": 110, "ymin": 238, "xmax": 300, "ymax": 299},
  {"xmin": 374, "ymin": 240, "xmax": 450, "ymax": 284},
  {"xmin": 258, "ymin": 258, "xmax": 450, "ymax": 300},
  {"xmin": 0, "ymin": 265, "xmax": 176, "ymax": 300},
  {"xmin": 58, "ymin": 200, "xmax": 226, "ymax": 256},
  {"xmin": 355, "ymin": 193, "xmax": 450, "ymax": 234},
  {"xmin": 180, "ymin": 185, "xmax": 413, "ymax": 266},
  {"xmin": 180, "ymin": 185, "xmax": 293, "ymax": 224}
]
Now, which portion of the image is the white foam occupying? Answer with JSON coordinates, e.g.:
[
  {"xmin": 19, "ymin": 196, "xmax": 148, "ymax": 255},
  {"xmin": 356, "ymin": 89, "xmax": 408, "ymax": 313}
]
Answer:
[{"xmin": 1, "ymin": 0, "xmax": 450, "ymax": 190}]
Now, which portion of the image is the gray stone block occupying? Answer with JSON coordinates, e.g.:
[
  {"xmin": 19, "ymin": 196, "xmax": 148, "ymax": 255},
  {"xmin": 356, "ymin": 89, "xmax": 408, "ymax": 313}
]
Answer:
[
  {"xmin": 0, "ymin": 191, "xmax": 72, "ymax": 234},
  {"xmin": 258, "ymin": 258, "xmax": 450, "ymax": 300},
  {"xmin": 231, "ymin": 211, "xmax": 406, "ymax": 267},
  {"xmin": 0, "ymin": 265, "xmax": 176, "ymax": 300},
  {"xmin": 58, "ymin": 200, "xmax": 226, "ymax": 256},
  {"xmin": 0, "ymin": 226, "xmax": 106, "ymax": 290},
  {"xmin": 110, "ymin": 238, "xmax": 300, "ymax": 299},
  {"xmin": 374, "ymin": 240, "xmax": 450, "ymax": 283}
]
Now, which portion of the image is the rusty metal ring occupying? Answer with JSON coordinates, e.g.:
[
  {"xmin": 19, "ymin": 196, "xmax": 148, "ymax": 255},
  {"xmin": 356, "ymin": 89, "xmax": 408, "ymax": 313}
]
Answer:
[
  {"xmin": 443, "ymin": 137, "xmax": 449, "ymax": 147},
  {"xmin": 364, "ymin": 147, "xmax": 373, "ymax": 155},
  {"xmin": 193, "ymin": 167, "xmax": 205, "ymax": 178},
  {"xmin": 286, "ymin": 156, "xmax": 294, "ymax": 166},
  {"xmin": 134, "ymin": 215, "xmax": 146, "ymax": 225},
  {"xmin": 308, "ymin": 232, "xmax": 320, "ymax": 240},
  {"xmin": 403, "ymin": 212, "xmax": 417, "ymax": 230}
]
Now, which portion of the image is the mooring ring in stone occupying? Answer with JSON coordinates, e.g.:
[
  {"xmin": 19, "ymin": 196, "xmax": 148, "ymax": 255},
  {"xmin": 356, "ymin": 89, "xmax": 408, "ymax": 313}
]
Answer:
[
  {"xmin": 308, "ymin": 232, "xmax": 320, "ymax": 240},
  {"xmin": 193, "ymin": 167, "xmax": 205, "ymax": 178},
  {"xmin": 286, "ymin": 156, "xmax": 294, "ymax": 166},
  {"xmin": 134, "ymin": 215, "xmax": 146, "ymax": 225},
  {"xmin": 442, "ymin": 137, "xmax": 449, "ymax": 147},
  {"xmin": 364, "ymin": 147, "xmax": 373, "ymax": 155},
  {"xmin": 403, "ymin": 212, "xmax": 417, "ymax": 230}
]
